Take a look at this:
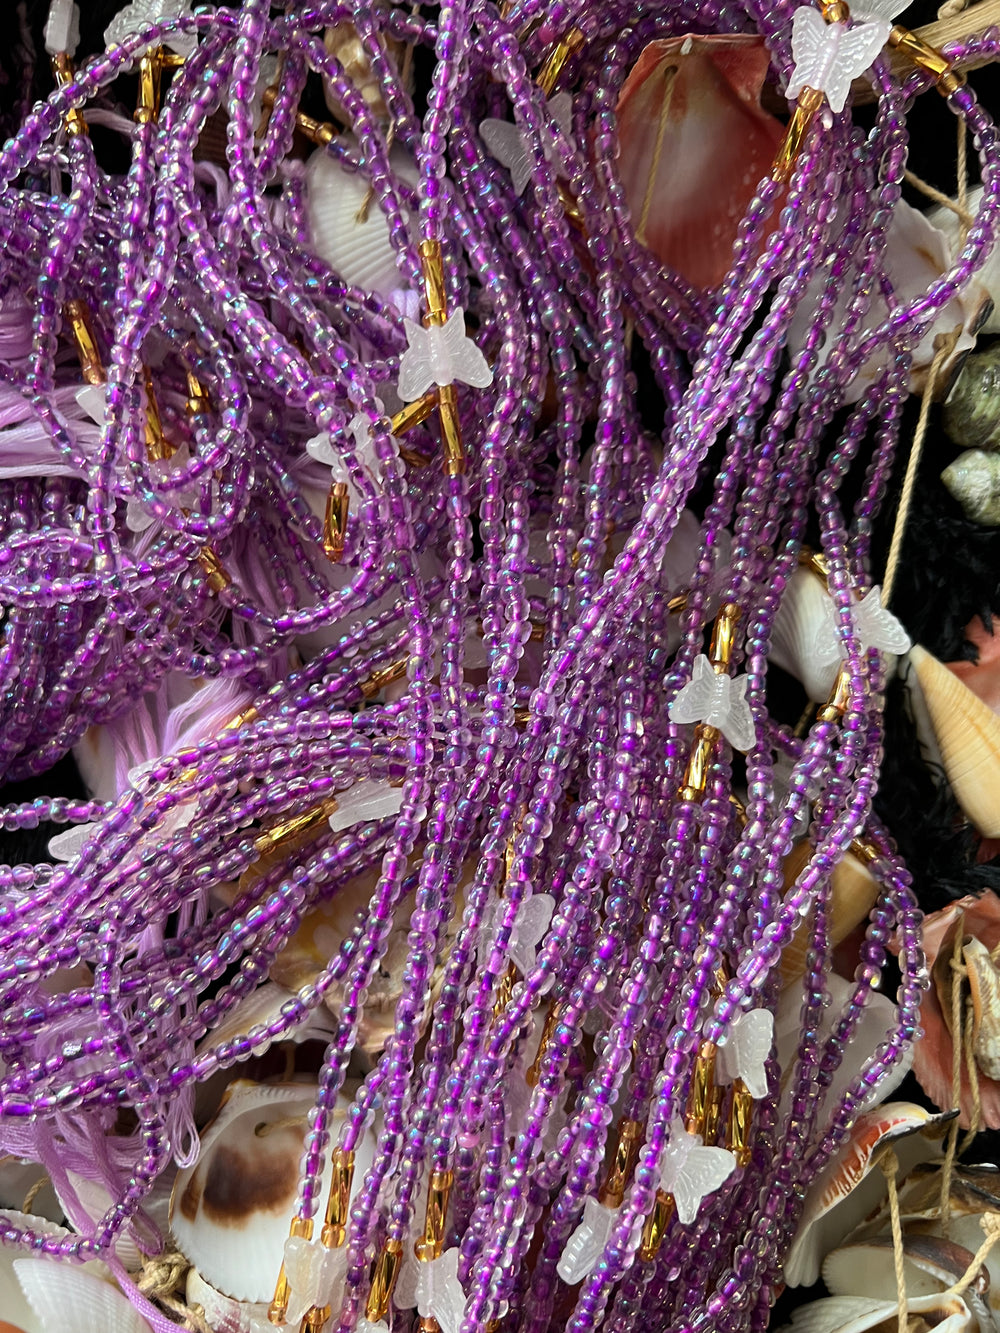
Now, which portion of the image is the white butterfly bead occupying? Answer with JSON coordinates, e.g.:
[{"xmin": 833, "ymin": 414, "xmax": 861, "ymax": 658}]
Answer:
[
  {"xmin": 814, "ymin": 584, "xmax": 911, "ymax": 663},
  {"xmin": 716, "ymin": 1009, "xmax": 774, "ymax": 1100},
  {"xmin": 48, "ymin": 822, "xmax": 98, "ymax": 862},
  {"xmin": 659, "ymin": 1118, "xmax": 737, "ymax": 1226},
  {"xmin": 356, "ymin": 1321, "xmax": 389, "ymax": 1333},
  {"xmin": 558, "ymin": 1196, "xmax": 617, "ymax": 1283},
  {"xmin": 105, "ymin": 0, "xmax": 197, "ymax": 57},
  {"xmin": 481, "ymin": 893, "xmax": 555, "ymax": 975},
  {"xmin": 327, "ymin": 780, "xmax": 404, "ymax": 833},
  {"xmin": 668, "ymin": 654, "xmax": 756, "ymax": 752},
  {"xmin": 786, "ymin": 6, "xmax": 890, "ymax": 114},
  {"xmin": 480, "ymin": 92, "xmax": 574, "ymax": 196},
  {"xmin": 44, "ymin": 0, "xmax": 80, "ymax": 56},
  {"xmin": 306, "ymin": 403, "xmax": 397, "ymax": 505},
  {"xmin": 397, "ymin": 310, "xmax": 493, "ymax": 402},
  {"xmin": 395, "ymin": 1247, "xmax": 465, "ymax": 1333},
  {"xmin": 283, "ymin": 1235, "xmax": 349, "ymax": 1326}
]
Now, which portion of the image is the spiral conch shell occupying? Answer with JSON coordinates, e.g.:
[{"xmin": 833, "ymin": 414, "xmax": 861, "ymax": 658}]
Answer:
[
  {"xmin": 908, "ymin": 644, "xmax": 1000, "ymax": 836},
  {"xmin": 944, "ymin": 343, "xmax": 1000, "ymax": 453},
  {"xmin": 942, "ymin": 450, "xmax": 1000, "ymax": 526}
]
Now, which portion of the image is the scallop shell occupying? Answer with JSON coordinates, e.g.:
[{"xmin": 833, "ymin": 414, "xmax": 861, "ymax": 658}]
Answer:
[
  {"xmin": 169, "ymin": 1081, "xmax": 374, "ymax": 1304},
  {"xmin": 909, "ymin": 644, "xmax": 1000, "ymax": 836},
  {"xmin": 779, "ymin": 841, "xmax": 880, "ymax": 983},
  {"xmin": 770, "ymin": 566, "xmax": 842, "ymax": 703},
  {"xmin": 185, "ymin": 1267, "xmax": 270, "ymax": 1333},
  {"xmin": 942, "ymin": 450, "xmax": 1000, "ymax": 526},
  {"xmin": 0, "ymin": 1212, "xmax": 98, "ymax": 1333},
  {"xmin": 54, "ymin": 1169, "xmax": 173, "ymax": 1272},
  {"xmin": 14, "ymin": 1259, "xmax": 152, "ymax": 1333},
  {"xmin": 306, "ymin": 146, "xmax": 418, "ymax": 299},
  {"xmin": 945, "ymin": 343, "xmax": 1000, "ymax": 452},
  {"xmin": 782, "ymin": 1102, "xmax": 952, "ymax": 1288}
]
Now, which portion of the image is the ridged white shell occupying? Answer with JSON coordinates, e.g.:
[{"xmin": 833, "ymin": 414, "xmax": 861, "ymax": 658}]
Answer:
[
  {"xmin": 185, "ymin": 1267, "xmax": 270, "ymax": 1333},
  {"xmin": 169, "ymin": 1081, "xmax": 374, "ymax": 1304},
  {"xmin": 770, "ymin": 567, "xmax": 841, "ymax": 703},
  {"xmin": 306, "ymin": 146, "xmax": 418, "ymax": 298},
  {"xmin": 909, "ymin": 644, "xmax": 1000, "ymax": 835},
  {"xmin": 14, "ymin": 1259, "xmax": 152, "ymax": 1333},
  {"xmin": 53, "ymin": 1168, "xmax": 174, "ymax": 1273}
]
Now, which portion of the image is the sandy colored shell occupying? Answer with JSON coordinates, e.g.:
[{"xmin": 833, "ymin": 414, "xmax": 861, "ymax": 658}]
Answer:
[
  {"xmin": 942, "ymin": 450, "xmax": 1000, "ymax": 526},
  {"xmin": 779, "ymin": 842, "xmax": 880, "ymax": 984},
  {"xmin": 945, "ymin": 343, "xmax": 1000, "ymax": 453},
  {"xmin": 909, "ymin": 644, "xmax": 1000, "ymax": 836},
  {"xmin": 169, "ymin": 1081, "xmax": 374, "ymax": 1304},
  {"xmin": 782, "ymin": 1103, "xmax": 951, "ymax": 1288}
]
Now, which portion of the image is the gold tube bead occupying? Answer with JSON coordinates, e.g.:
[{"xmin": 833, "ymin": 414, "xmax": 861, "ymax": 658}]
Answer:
[
  {"xmin": 536, "ymin": 27, "xmax": 585, "ymax": 96},
  {"xmin": 678, "ymin": 724, "xmax": 720, "ymax": 803},
  {"xmin": 772, "ymin": 87, "xmax": 824, "ymax": 183},
  {"xmin": 359, "ymin": 655, "xmax": 410, "ymax": 700},
  {"xmin": 254, "ymin": 798, "xmax": 339, "ymax": 856},
  {"xmin": 703, "ymin": 1083, "xmax": 725, "ymax": 1144},
  {"xmin": 63, "ymin": 300, "xmax": 104, "ymax": 385},
  {"xmin": 727, "ymin": 1079, "xmax": 754, "ymax": 1168},
  {"xmin": 557, "ymin": 182, "xmax": 587, "ymax": 232},
  {"xmin": 598, "ymin": 1117, "xmax": 643, "ymax": 1209},
  {"xmin": 294, "ymin": 109, "xmax": 337, "ymax": 147},
  {"xmin": 638, "ymin": 1190, "xmax": 675, "ymax": 1262},
  {"xmin": 419, "ymin": 240, "xmax": 448, "ymax": 326},
  {"xmin": 323, "ymin": 481, "xmax": 350, "ymax": 562},
  {"xmin": 50, "ymin": 53, "xmax": 88, "ymax": 136},
  {"xmin": 821, "ymin": 0, "xmax": 850, "ymax": 20},
  {"xmin": 320, "ymin": 1147, "xmax": 355, "ymax": 1250},
  {"xmin": 185, "ymin": 369, "xmax": 212, "ymax": 418},
  {"xmin": 136, "ymin": 50, "xmax": 163, "ymax": 123},
  {"xmin": 143, "ymin": 371, "xmax": 173, "ymax": 463},
  {"xmin": 366, "ymin": 1238, "xmax": 403, "ymax": 1322},
  {"xmin": 270, "ymin": 1215, "xmax": 314, "ymax": 1323},
  {"xmin": 199, "ymin": 546, "xmax": 231, "ymax": 593},
  {"xmin": 222, "ymin": 704, "xmax": 259, "ymax": 732},
  {"xmin": 526, "ymin": 1004, "xmax": 561, "ymax": 1087},
  {"xmin": 415, "ymin": 1168, "xmax": 454, "ymax": 1262},
  {"xmin": 302, "ymin": 1308, "xmax": 330, "ymax": 1333},
  {"xmin": 438, "ymin": 383, "xmax": 465, "ymax": 478},
  {"xmin": 392, "ymin": 391, "xmax": 438, "ymax": 437},
  {"xmin": 708, "ymin": 603, "xmax": 741, "ymax": 672},
  {"xmin": 888, "ymin": 24, "xmax": 964, "ymax": 91},
  {"xmin": 816, "ymin": 668, "xmax": 852, "ymax": 723},
  {"xmin": 493, "ymin": 962, "xmax": 518, "ymax": 1024},
  {"xmin": 685, "ymin": 1041, "xmax": 717, "ymax": 1139}
]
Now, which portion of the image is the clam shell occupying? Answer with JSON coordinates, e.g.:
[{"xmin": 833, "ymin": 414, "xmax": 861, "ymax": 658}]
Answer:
[
  {"xmin": 942, "ymin": 451, "xmax": 1000, "ymax": 526},
  {"xmin": 930, "ymin": 188, "xmax": 1000, "ymax": 338},
  {"xmin": 782, "ymin": 1103, "xmax": 952, "ymax": 1288},
  {"xmin": 909, "ymin": 645, "xmax": 1000, "ymax": 836},
  {"xmin": 14, "ymin": 1259, "xmax": 151, "ymax": 1333},
  {"xmin": 945, "ymin": 343, "xmax": 1000, "ymax": 452},
  {"xmin": 306, "ymin": 146, "xmax": 418, "ymax": 299},
  {"xmin": 823, "ymin": 1234, "xmax": 988, "ymax": 1303},
  {"xmin": 770, "ymin": 566, "xmax": 842, "ymax": 702},
  {"xmin": 169, "ymin": 1081, "xmax": 374, "ymax": 1303},
  {"xmin": 185, "ymin": 1267, "xmax": 270, "ymax": 1333},
  {"xmin": 782, "ymin": 1291, "xmax": 977, "ymax": 1333},
  {"xmin": 779, "ymin": 842, "xmax": 880, "ymax": 984}
]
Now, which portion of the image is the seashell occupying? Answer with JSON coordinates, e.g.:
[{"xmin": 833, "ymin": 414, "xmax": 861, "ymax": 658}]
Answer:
[
  {"xmin": 54, "ymin": 1169, "xmax": 173, "ymax": 1272},
  {"xmin": 945, "ymin": 343, "xmax": 1000, "ymax": 453},
  {"xmin": 322, "ymin": 22, "xmax": 405, "ymax": 124},
  {"xmin": 169, "ymin": 1080, "xmax": 375, "ymax": 1303},
  {"xmin": 14, "ymin": 1258, "xmax": 152, "ymax": 1333},
  {"xmin": 185, "ymin": 1267, "xmax": 270, "ymax": 1333},
  {"xmin": 770, "ymin": 565, "xmax": 843, "ymax": 702},
  {"xmin": 306, "ymin": 145, "xmax": 419, "ymax": 300},
  {"xmin": 194, "ymin": 980, "xmax": 337, "ymax": 1061},
  {"xmin": 943, "ymin": 450, "xmax": 1000, "ymax": 526},
  {"xmin": 930, "ymin": 187, "xmax": 1000, "ymax": 338},
  {"xmin": 780, "ymin": 1291, "xmax": 979, "ymax": 1333},
  {"xmin": 908, "ymin": 645, "xmax": 1000, "ymax": 836},
  {"xmin": 782, "ymin": 1102, "xmax": 952, "ymax": 1288},
  {"xmin": 0, "ymin": 1211, "xmax": 105, "ymax": 1333},
  {"xmin": 823, "ymin": 1234, "xmax": 989, "ymax": 1304},
  {"xmin": 779, "ymin": 840, "xmax": 880, "ymax": 984},
  {"xmin": 615, "ymin": 35, "xmax": 785, "ymax": 290}
]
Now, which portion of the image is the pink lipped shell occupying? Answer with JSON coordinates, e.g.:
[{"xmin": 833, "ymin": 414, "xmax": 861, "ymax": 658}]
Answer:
[{"xmin": 615, "ymin": 35, "xmax": 784, "ymax": 291}]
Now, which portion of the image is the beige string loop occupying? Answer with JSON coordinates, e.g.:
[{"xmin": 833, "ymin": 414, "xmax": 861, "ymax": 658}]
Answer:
[
  {"xmin": 903, "ymin": 169, "xmax": 975, "ymax": 227},
  {"xmin": 20, "ymin": 1174, "xmax": 50, "ymax": 1215},
  {"xmin": 136, "ymin": 1250, "xmax": 190, "ymax": 1301},
  {"xmin": 944, "ymin": 1212, "xmax": 1000, "ymax": 1300},
  {"xmin": 884, "ymin": 329, "xmax": 961, "ymax": 606},
  {"xmin": 939, "ymin": 922, "xmax": 967, "ymax": 1228},
  {"xmin": 878, "ymin": 1147, "xmax": 908, "ymax": 1333}
]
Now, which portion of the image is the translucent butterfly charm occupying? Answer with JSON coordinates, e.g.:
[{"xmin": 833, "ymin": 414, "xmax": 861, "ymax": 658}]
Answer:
[
  {"xmin": 815, "ymin": 584, "xmax": 911, "ymax": 663},
  {"xmin": 397, "ymin": 310, "xmax": 493, "ymax": 402},
  {"xmin": 48, "ymin": 822, "xmax": 99, "ymax": 862},
  {"xmin": 659, "ymin": 1118, "xmax": 737, "ymax": 1225},
  {"xmin": 327, "ymin": 780, "xmax": 404, "ymax": 833},
  {"xmin": 716, "ymin": 1009, "xmax": 774, "ymax": 1100},
  {"xmin": 75, "ymin": 383, "xmax": 106, "ymax": 427},
  {"xmin": 283, "ymin": 1234, "xmax": 349, "ymax": 1325},
  {"xmin": 668, "ymin": 655, "xmax": 756, "ymax": 752},
  {"xmin": 481, "ymin": 893, "xmax": 555, "ymax": 975},
  {"xmin": 44, "ymin": 0, "xmax": 80, "ymax": 56},
  {"xmin": 558, "ymin": 1196, "xmax": 618, "ymax": 1283},
  {"xmin": 395, "ymin": 1247, "xmax": 465, "ymax": 1333},
  {"xmin": 125, "ymin": 444, "xmax": 210, "ymax": 533},
  {"xmin": 480, "ymin": 92, "xmax": 574, "ymax": 196},
  {"xmin": 105, "ymin": 0, "xmax": 197, "ymax": 58},
  {"xmin": 355, "ymin": 1321, "xmax": 389, "ymax": 1333},
  {"xmin": 306, "ymin": 402, "xmax": 395, "ymax": 505},
  {"xmin": 785, "ymin": 6, "xmax": 889, "ymax": 113}
]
